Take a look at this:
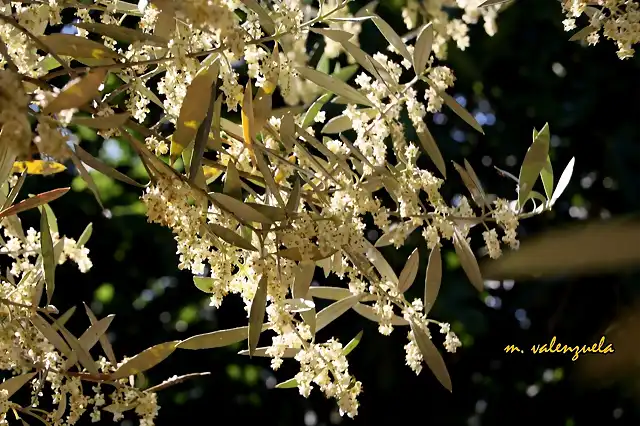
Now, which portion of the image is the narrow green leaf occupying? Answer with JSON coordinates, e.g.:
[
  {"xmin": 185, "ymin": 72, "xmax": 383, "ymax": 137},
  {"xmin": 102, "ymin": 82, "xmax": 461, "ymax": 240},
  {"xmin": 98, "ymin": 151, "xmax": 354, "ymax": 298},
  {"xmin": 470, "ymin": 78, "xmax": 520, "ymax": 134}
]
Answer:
[
  {"xmin": 410, "ymin": 321, "xmax": 452, "ymax": 392},
  {"xmin": 417, "ymin": 127, "xmax": 446, "ymax": 178},
  {"xmin": 296, "ymin": 66, "xmax": 373, "ymax": 107},
  {"xmin": 342, "ymin": 330, "xmax": 364, "ymax": 356},
  {"xmin": 223, "ymin": 162, "xmax": 243, "ymax": 200},
  {"xmin": 353, "ymin": 303, "xmax": 409, "ymax": 325},
  {"xmin": 413, "ymin": 23, "xmax": 433, "ymax": 76},
  {"xmin": 206, "ymin": 223, "xmax": 257, "ymax": 251},
  {"xmin": 397, "ymin": 248, "xmax": 419, "ymax": 293},
  {"xmin": 315, "ymin": 294, "xmax": 360, "ymax": 332},
  {"xmin": 248, "ymin": 275, "xmax": 268, "ymax": 357},
  {"xmin": 73, "ymin": 145, "xmax": 143, "ymax": 187},
  {"xmin": 189, "ymin": 83, "xmax": 217, "ymax": 183},
  {"xmin": 440, "ymin": 91, "xmax": 484, "ymax": 134},
  {"xmin": 550, "ymin": 157, "xmax": 575, "ymax": 206},
  {"xmin": 110, "ymin": 341, "xmax": 179, "ymax": 380},
  {"xmin": 370, "ymin": 15, "xmax": 412, "ymax": 62},
  {"xmin": 241, "ymin": 0, "xmax": 276, "ymax": 35},
  {"xmin": 193, "ymin": 276, "xmax": 215, "ymax": 293},
  {"xmin": 518, "ymin": 123, "xmax": 550, "ymax": 209},
  {"xmin": 254, "ymin": 150, "xmax": 285, "ymax": 208},
  {"xmin": 310, "ymin": 27, "xmax": 353, "ymax": 43},
  {"xmin": 302, "ymin": 92, "xmax": 333, "ymax": 128},
  {"xmin": 58, "ymin": 325, "xmax": 99, "ymax": 375},
  {"xmin": 424, "ymin": 245, "xmax": 442, "ymax": 315},
  {"xmin": 0, "ymin": 188, "xmax": 69, "ymax": 219},
  {"xmin": 453, "ymin": 229, "xmax": 483, "ymax": 292},
  {"xmin": 69, "ymin": 153, "xmax": 104, "ymax": 210},
  {"xmin": 43, "ymin": 70, "xmax": 107, "ymax": 115},
  {"xmin": 72, "ymin": 22, "xmax": 168, "ymax": 45},
  {"xmin": 30, "ymin": 314, "xmax": 73, "ymax": 359},
  {"xmin": 0, "ymin": 372, "xmax": 37, "ymax": 398},
  {"xmin": 286, "ymin": 175, "xmax": 301, "ymax": 214},
  {"xmin": 210, "ymin": 193, "xmax": 273, "ymax": 224},
  {"xmin": 540, "ymin": 155, "xmax": 554, "ymax": 201},
  {"xmin": 293, "ymin": 260, "xmax": 315, "ymax": 299},
  {"xmin": 178, "ymin": 326, "xmax": 253, "ymax": 350},
  {"xmin": 275, "ymin": 377, "xmax": 299, "ymax": 389},
  {"xmin": 83, "ymin": 303, "xmax": 117, "ymax": 365},
  {"xmin": 40, "ymin": 209, "xmax": 55, "ymax": 304},
  {"xmin": 363, "ymin": 240, "xmax": 399, "ymax": 286},
  {"xmin": 77, "ymin": 223, "xmax": 93, "ymax": 247}
]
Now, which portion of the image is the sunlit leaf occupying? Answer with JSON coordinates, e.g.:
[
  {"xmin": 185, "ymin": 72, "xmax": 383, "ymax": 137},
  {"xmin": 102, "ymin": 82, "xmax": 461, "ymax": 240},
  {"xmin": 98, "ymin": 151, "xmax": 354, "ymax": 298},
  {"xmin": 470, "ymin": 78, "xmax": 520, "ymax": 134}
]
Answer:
[
  {"xmin": 43, "ymin": 69, "xmax": 107, "ymax": 115},
  {"xmin": 416, "ymin": 126, "xmax": 446, "ymax": 178},
  {"xmin": 30, "ymin": 314, "xmax": 73, "ymax": 359},
  {"xmin": 440, "ymin": 91, "xmax": 484, "ymax": 134},
  {"xmin": 12, "ymin": 161, "xmax": 66, "ymax": 175},
  {"xmin": 248, "ymin": 275, "xmax": 268, "ymax": 357},
  {"xmin": 342, "ymin": 330, "xmax": 364, "ymax": 356},
  {"xmin": 205, "ymin": 223, "xmax": 257, "ymax": 251},
  {"xmin": 83, "ymin": 303, "xmax": 117, "ymax": 365},
  {"xmin": 310, "ymin": 27, "xmax": 353, "ymax": 43},
  {"xmin": 296, "ymin": 66, "xmax": 373, "ymax": 107},
  {"xmin": 275, "ymin": 377, "xmax": 299, "ymax": 389},
  {"xmin": 73, "ymin": 22, "xmax": 168, "ymax": 45},
  {"xmin": 370, "ymin": 15, "xmax": 412, "ymax": 62},
  {"xmin": 210, "ymin": 193, "xmax": 273, "ymax": 224},
  {"xmin": 73, "ymin": 145, "xmax": 143, "ymax": 187},
  {"xmin": 518, "ymin": 123, "xmax": 550, "ymax": 209},
  {"xmin": 71, "ymin": 113, "xmax": 130, "ymax": 129},
  {"xmin": 410, "ymin": 321, "xmax": 452, "ymax": 392},
  {"xmin": 398, "ymin": 248, "xmax": 419, "ymax": 293},
  {"xmin": 413, "ymin": 23, "xmax": 433, "ymax": 76},
  {"xmin": 42, "ymin": 34, "xmax": 120, "ymax": 60},
  {"xmin": 550, "ymin": 157, "xmax": 575, "ymax": 206},
  {"xmin": 293, "ymin": 260, "xmax": 315, "ymax": 299},
  {"xmin": 40, "ymin": 209, "xmax": 55, "ymax": 304},
  {"xmin": 110, "ymin": 341, "xmax": 179, "ymax": 380},
  {"xmin": 241, "ymin": 0, "xmax": 276, "ymax": 35},
  {"xmin": 353, "ymin": 303, "xmax": 409, "ymax": 325},
  {"xmin": 58, "ymin": 325, "xmax": 99, "ymax": 375},
  {"xmin": 424, "ymin": 245, "xmax": 442, "ymax": 315},
  {"xmin": 453, "ymin": 229, "xmax": 483, "ymax": 292},
  {"xmin": 540, "ymin": 154, "xmax": 554, "ymax": 201},
  {"xmin": 0, "ymin": 372, "xmax": 37, "ymax": 398},
  {"xmin": 315, "ymin": 294, "xmax": 360, "ymax": 332}
]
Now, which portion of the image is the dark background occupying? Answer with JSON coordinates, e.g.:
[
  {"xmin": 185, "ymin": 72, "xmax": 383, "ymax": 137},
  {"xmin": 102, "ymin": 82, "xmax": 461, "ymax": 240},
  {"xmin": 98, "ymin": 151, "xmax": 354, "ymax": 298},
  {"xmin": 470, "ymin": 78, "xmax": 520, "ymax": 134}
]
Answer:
[{"xmin": 19, "ymin": 0, "xmax": 640, "ymax": 424}]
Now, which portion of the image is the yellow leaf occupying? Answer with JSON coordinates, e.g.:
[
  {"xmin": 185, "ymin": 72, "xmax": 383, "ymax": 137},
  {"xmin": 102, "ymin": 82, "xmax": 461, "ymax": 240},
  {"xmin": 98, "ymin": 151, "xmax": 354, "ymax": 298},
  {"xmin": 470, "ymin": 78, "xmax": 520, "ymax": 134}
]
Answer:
[{"xmin": 12, "ymin": 161, "xmax": 66, "ymax": 175}]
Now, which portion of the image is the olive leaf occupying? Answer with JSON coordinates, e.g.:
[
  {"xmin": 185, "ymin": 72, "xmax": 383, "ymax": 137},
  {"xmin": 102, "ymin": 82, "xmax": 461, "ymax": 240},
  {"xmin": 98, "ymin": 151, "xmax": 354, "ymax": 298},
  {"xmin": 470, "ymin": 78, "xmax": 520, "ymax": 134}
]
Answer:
[
  {"xmin": 452, "ymin": 161, "xmax": 484, "ymax": 208},
  {"xmin": 248, "ymin": 275, "xmax": 268, "ymax": 357},
  {"xmin": 310, "ymin": 27, "xmax": 354, "ymax": 43},
  {"xmin": 370, "ymin": 14, "xmax": 412, "ymax": 63},
  {"xmin": 58, "ymin": 325, "xmax": 99, "ymax": 375},
  {"xmin": 110, "ymin": 341, "xmax": 180, "ymax": 380},
  {"xmin": 550, "ymin": 157, "xmax": 575, "ymax": 206},
  {"xmin": 322, "ymin": 108, "xmax": 377, "ymax": 134},
  {"xmin": 69, "ymin": 152, "xmax": 105, "ymax": 210},
  {"xmin": 73, "ymin": 22, "xmax": 168, "ymax": 45},
  {"xmin": 518, "ymin": 123, "xmax": 550, "ymax": 209},
  {"xmin": 239, "ymin": 347, "xmax": 299, "ymax": 358},
  {"xmin": 275, "ymin": 377, "xmax": 299, "ymax": 389},
  {"xmin": 210, "ymin": 193, "xmax": 274, "ymax": 224},
  {"xmin": 410, "ymin": 321, "xmax": 452, "ymax": 392},
  {"xmin": 413, "ymin": 23, "xmax": 433, "ymax": 76},
  {"xmin": 338, "ymin": 40, "xmax": 392, "ymax": 84},
  {"xmin": 308, "ymin": 286, "xmax": 354, "ymax": 301},
  {"xmin": 62, "ymin": 314, "xmax": 115, "ymax": 370},
  {"xmin": 223, "ymin": 162, "xmax": 243, "ymax": 201},
  {"xmin": 293, "ymin": 260, "xmax": 315, "ymax": 299},
  {"xmin": 30, "ymin": 314, "xmax": 73, "ymax": 359},
  {"xmin": 172, "ymin": 55, "xmax": 220, "ymax": 160},
  {"xmin": 569, "ymin": 25, "xmax": 598, "ymax": 42},
  {"xmin": 440, "ymin": 91, "xmax": 484, "ymax": 134},
  {"xmin": 416, "ymin": 126, "xmax": 446, "ymax": 178},
  {"xmin": 40, "ymin": 209, "xmax": 56, "ymax": 304},
  {"xmin": 424, "ymin": 245, "xmax": 442, "ymax": 315},
  {"xmin": 296, "ymin": 66, "xmax": 373, "ymax": 107},
  {"xmin": 43, "ymin": 69, "xmax": 107, "ymax": 115},
  {"xmin": 397, "ymin": 248, "xmax": 419, "ymax": 293},
  {"xmin": 205, "ymin": 223, "xmax": 257, "ymax": 251},
  {"xmin": 73, "ymin": 145, "xmax": 143, "ymax": 188},
  {"xmin": 343, "ymin": 330, "xmax": 364, "ymax": 356},
  {"xmin": 286, "ymin": 176, "xmax": 301, "ymax": 214},
  {"xmin": 77, "ymin": 223, "xmax": 93, "ymax": 248},
  {"xmin": 71, "ymin": 113, "xmax": 130, "ymax": 129},
  {"xmin": 41, "ymin": 34, "xmax": 120, "ymax": 60},
  {"xmin": 178, "ymin": 325, "xmax": 265, "ymax": 350},
  {"xmin": 540, "ymin": 155, "xmax": 554, "ymax": 201},
  {"xmin": 83, "ymin": 303, "xmax": 117, "ymax": 365},
  {"xmin": 0, "ymin": 372, "xmax": 37, "ymax": 398},
  {"xmin": 241, "ymin": 0, "xmax": 276, "ymax": 35},
  {"xmin": 353, "ymin": 303, "xmax": 409, "ymax": 325},
  {"xmin": 315, "ymin": 294, "xmax": 361, "ymax": 332},
  {"xmin": 302, "ymin": 92, "xmax": 333, "ymax": 128},
  {"xmin": 453, "ymin": 229, "xmax": 484, "ymax": 292}
]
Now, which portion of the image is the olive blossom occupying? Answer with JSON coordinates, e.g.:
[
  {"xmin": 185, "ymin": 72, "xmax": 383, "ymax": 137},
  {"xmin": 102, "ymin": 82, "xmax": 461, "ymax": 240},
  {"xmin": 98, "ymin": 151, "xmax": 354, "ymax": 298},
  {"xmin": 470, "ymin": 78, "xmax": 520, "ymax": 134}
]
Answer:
[{"xmin": 0, "ymin": 0, "xmax": 580, "ymax": 421}]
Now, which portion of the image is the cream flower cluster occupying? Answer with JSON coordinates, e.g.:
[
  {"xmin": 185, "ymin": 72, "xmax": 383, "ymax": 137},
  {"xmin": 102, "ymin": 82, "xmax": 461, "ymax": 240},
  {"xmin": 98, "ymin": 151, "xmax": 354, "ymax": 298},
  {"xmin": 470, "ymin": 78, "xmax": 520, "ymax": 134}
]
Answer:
[
  {"xmin": 562, "ymin": 0, "xmax": 640, "ymax": 59},
  {"xmin": 0, "ymin": 186, "xmax": 161, "ymax": 425},
  {"xmin": 402, "ymin": 0, "xmax": 502, "ymax": 59}
]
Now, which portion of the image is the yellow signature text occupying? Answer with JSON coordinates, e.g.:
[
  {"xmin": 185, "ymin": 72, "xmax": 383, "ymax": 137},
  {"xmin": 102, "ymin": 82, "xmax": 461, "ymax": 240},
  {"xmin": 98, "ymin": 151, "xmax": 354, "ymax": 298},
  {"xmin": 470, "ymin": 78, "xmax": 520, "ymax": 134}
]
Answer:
[{"xmin": 504, "ymin": 336, "xmax": 614, "ymax": 361}]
